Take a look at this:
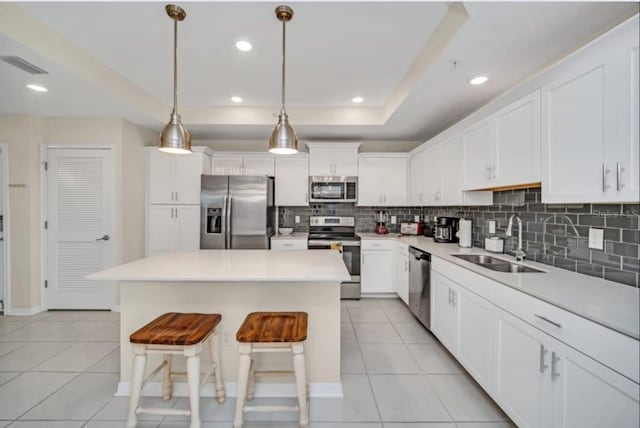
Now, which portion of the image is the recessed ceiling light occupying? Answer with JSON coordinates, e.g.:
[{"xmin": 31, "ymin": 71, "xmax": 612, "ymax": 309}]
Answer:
[
  {"xmin": 26, "ymin": 83, "xmax": 48, "ymax": 92},
  {"xmin": 235, "ymin": 41, "xmax": 253, "ymax": 52},
  {"xmin": 468, "ymin": 75, "xmax": 489, "ymax": 85},
  {"xmin": 352, "ymin": 96, "xmax": 364, "ymax": 103},
  {"xmin": 231, "ymin": 96, "xmax": 243, "ymax": 103}
]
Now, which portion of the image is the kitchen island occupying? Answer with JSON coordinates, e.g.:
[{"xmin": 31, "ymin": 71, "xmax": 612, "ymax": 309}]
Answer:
[{"xmin": 88, "ymin": 249, "xmax": 350, "ymax": 398}]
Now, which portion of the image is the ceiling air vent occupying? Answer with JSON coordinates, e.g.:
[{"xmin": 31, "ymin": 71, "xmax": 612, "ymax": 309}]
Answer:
[{"xmin": 0, "ymin": 55, "xmax": 48, "ymax": 74}]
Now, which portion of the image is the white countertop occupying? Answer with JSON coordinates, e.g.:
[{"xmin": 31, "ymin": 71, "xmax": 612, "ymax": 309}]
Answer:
[
  {"xmin": 359, "ymin": 233, "xmax": 639, "ymax": 339},
  {"xmin": 88, "ymin": 249, "xmax": 350, "ymax": 283},
  {"xmin": 271, "ymin": 232, "xmax": 308, "ymax": 241}
]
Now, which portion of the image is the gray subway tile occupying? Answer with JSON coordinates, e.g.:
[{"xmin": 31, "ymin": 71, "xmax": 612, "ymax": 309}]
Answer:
[
  {"xmin": 554, "ymin": 258, "xmax": 577, "ymax": 272},
  {"xmin": 578, "ymin": 214, "xmax": 605, "ymax": 227},
  {"xmin": 591, "ymin": 252, "xmax": 622, "ymax": 269},
  {"xmin": 603, "ymin": 268, "xmax": 638, "ymax": 287},
  {"xmin": 621, "ymin": 229, "xmax": 640, "ymax": 244},
  {"xmin": 606, "ymin": 215, "xmax": 638, "ymax": 229},
  {"xmin": 577, "ymin": 263, "xmax": 604, "ymax": 278},
  {"xmin": 622, "ymin": 257, "xmax": 640, "ymax": 273},
  {"xmin": 605, "ymin": 242, "xmax": 639, "ymax": 258}
]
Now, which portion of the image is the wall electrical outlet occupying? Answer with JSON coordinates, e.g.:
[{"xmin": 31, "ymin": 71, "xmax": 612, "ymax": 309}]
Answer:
[
  {"xmin": 391, "ymin": 215, "xmax": 397, "ymax": 224},
  {"xmin": 295, "ymin": 215, "xmax": 300, "ymax": 224},
  {"xmin": 223, "ymin": 329, "xmax": 233, "ymax": 347},
  {"xmin": 588, "ymin": 228, "xmax": 604, "ymax": 250},
  {"xmin": 488, "ymin": 220, "xmax": 496, "ymax": 234}
]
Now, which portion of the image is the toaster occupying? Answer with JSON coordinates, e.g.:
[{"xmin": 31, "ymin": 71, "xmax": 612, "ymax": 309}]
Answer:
[{"xmin": 400, "ymin": 222, "xmax": 423, "ymax": 235}]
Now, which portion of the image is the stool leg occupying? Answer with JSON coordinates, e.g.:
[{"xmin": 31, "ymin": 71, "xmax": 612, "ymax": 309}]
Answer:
[
  {"xmin": 209, "ymin": 330, "xmax": 226, "ymax": 404},
  {"xmin": 292, "ymin": 343, "xmax": 309, "ymax": 427},
  {"xmin": 186, "ymin": 355, "xmax": 201, "ymax": 428},
  {"xmin": 246, "ymin": 358, "xmax": 256, "ymax": 401},
  {"xmin": 162, "ymin": 354, "xmax": 172, "ymax": 401},
  {"xmin": 126, "ymin": 347, "xmax": 147, "ymax": 428},
  {"xmin": 233, "ymin": 343, "xmax": 252, "ymax": 428}
]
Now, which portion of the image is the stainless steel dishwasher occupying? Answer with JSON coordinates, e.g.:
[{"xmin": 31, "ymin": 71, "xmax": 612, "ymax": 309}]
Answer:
[{"xmin": 408, "ymin": 246, "xmax": 431, "ymax": 329}]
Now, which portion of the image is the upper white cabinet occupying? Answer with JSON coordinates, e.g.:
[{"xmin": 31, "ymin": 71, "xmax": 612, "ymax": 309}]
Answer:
[
  {"xmin": 410, "ymin": 135, "xmax": 492, "ymax": 207},
  {"xmin": 307, "ymin": 142, "xmax": 360, "ymax": 176},
  {"xmin": 462, "ymin": 90, "xmax": 541, "ymax": 191},
  {"xmin": 542, "ymin": 18, "xmax": 639, "ymax": 203},
  {"xmin": 275, "ymin": 154, "xmax": 309, "ymax": 206},
  {"xmin": 146, "ymin": 148, "xmax": 211, "ymax": 205},
  {"xmin": 494, "ymin": 90, "xmax": 541, "ymax": 187},
  {"xmin": 357, "ymin": 154, "xmax": 407, "ymax": 206},
  {"xmin": 211, "ymin": 153, "xmax": 274, "ymax": 176},
  {"xmin": 409, "ymin": 151, "xmax": 426, "ymax": 205}
]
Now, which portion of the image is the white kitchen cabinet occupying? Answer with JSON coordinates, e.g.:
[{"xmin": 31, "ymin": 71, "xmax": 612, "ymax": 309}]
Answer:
[
  {"xmin": 357, "ymin": 154, "xmax": 407, "ymax": 206},
  {"xmin": 494, "ymin": 308, "xmax": 639, "ymax": 428},
  {"xmin": 147, "ymin": 205, "xmax": 200, "ymax": 256},
  {"xmin": 307, "ymin": 143, "xmax": 360, "ymax": 177},
  {"xmin": 463, "ymin": 119, "xmax": 495, "ymax": 190},
  {"xmin": 493, "ymin": 90, "xmax": 541, "ymax": 187},
  {"xmin": 361, "ymin": 242, "xmax": 394, "ymax": 294},
  {"xmin": 147, "ymin": 148, "xmax": 210, "ymax": 205},
  {"xmin": 458, "ymin": 288, "xmax": 494, "ymax": 391},
  {"xmin": 494, "ymin": 309, "xmax": 551, "ymax": 428},
  {"xmin": 542, "ymin": 18, "xmax": 639, "ymax": 203},
  {"xmin": 271, "ymin": 238, "xmax": 307, "ymax": 250},
  {"xmin": 430, "ymin": 271, "xmax": 459, "ymax": 354},
  {"xmin": 439, "ymin": 135, "xmax": 463, "ymax": 205},
  {"xmin": 212, "ymin": 154, "xmax": 274, "ymax": 176},
  {"xmin": 394, "ymin": 243, "xmax": 409, "ymax": 305},
  {"xmin": 423, "ymin": 145, "xmax": 442, "ymax": 204},
  {"xmin": 409, "ymin": 151, "xmax": 426, "ymax": 205},
  {"xmin": 275, "ymin": 155, "xmax": 309, "ymax": 206}
]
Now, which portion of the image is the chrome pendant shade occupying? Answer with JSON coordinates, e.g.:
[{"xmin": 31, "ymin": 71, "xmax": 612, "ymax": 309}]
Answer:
[
  {"xmin": 159, "ymin": 4, "xmax": 191, "ymax": 154},
  {"xmin": 269, "ymin": 5, "xmax": 298, "ymax": 155}
]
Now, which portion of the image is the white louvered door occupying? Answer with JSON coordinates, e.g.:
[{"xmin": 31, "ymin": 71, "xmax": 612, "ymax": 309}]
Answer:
[{"xmin": 46, "ymin": 148, "xmax": 114, "ymax": 309}]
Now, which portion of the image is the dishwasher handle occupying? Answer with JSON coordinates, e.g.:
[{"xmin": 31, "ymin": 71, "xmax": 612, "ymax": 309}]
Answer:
[{"xmin": 409, "ymin": 247, "xmax": 431, "ymax": 262}]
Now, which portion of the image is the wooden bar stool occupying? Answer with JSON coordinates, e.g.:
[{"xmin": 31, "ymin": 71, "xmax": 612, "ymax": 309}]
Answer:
[
  {"xmin": 233, "ymin": 312, "xmax": 309, "ymax": 428},
  {"xmin": 126, "ymin": 312, "xmax": 225, "ymax": 428}
]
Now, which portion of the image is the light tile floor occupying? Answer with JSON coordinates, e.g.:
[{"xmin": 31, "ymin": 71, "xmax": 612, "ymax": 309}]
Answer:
[{"xmin": 0, "ymin": 299, "xmax": 514, "ymax": 427}]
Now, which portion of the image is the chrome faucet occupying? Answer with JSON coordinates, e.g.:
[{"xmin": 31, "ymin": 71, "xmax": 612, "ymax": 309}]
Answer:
[{"xmin": 506, "ymin": 213, "xmax": 526, "ymax": 262}]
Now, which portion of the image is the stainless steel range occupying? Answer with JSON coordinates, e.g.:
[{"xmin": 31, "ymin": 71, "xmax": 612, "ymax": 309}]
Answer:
[{"xmin": 307, "ymin": 216, "xmax": 361, "ymax": 299}]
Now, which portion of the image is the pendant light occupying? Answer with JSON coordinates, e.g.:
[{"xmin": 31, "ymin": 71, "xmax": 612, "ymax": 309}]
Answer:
[
  {"xmin": 159, "ymin": 4, "xmax": 191, "ymax": 154},
  {"xmin": 269, "ymin": 5, "xmax": 298, "ymax": 155}
]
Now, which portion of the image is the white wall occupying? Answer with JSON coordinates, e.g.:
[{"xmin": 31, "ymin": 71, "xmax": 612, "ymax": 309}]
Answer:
[
  {"xmin": 189, "ymin": 139, "xmax": 421, "ymax": 153},
  {"xmin": 0, "ymin": 115, "xmax": 152, "ymax": 312}
]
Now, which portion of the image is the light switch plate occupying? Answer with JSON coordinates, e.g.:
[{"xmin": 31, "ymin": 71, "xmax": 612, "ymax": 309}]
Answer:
[
  {"xmin": 391, "ymin": 215, "xmax": 397, "ymax": 224},
  {"xmin": 588, "ymin": 228, "xmax": 604, "ymax": 250},
  {"xmin": 488, "ymin": 220, "xmax": 496, "ymax": 234},
  {"xmin": 295, "ymin": 216, "xmax": 300, "ymax": 224},
  {"xmin": 414, "ymin": 215, "xmax": 420, "ymax": 223}
]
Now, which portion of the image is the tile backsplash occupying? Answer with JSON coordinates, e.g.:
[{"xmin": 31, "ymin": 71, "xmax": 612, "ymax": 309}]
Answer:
[{"xmin": 279, "ymin": 187, "xmax": 640, "ymax": 287}]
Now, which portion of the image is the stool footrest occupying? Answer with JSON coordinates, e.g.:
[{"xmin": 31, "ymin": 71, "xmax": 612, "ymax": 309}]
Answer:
[
  {"xmin": 243, "ymin": 405, "xmax": 300, "ymax": 413},
  {"xmin": 136, "ymin": 407, "xmax": 191, "ymax": 416},
  {"xmin": 253, "ymin": 370, "xmax": 294, "ymax": 377}
]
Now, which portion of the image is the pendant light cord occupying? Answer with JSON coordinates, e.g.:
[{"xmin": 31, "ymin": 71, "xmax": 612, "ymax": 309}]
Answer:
[
  {"xmin": 173, "ymin": 18, "xmax": 178, "ymax": 114},
  {"xmin": 281, "ymin": 19, "xmax": 286, "ymax": 110}
]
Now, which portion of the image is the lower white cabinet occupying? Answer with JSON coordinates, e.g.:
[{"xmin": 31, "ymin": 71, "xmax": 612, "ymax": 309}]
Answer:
[
  {"xmin": 147, "ymin": 205, "xmax": 200, "ymax": 256},
  {"xmin": 394, "ymin": 244, "xmax": 409, "ymax": 304},
  {"xmin": 494, "ymin": 308, "xmax": 639, "ymax": 428},
  {"xmin": 430, "ymin": 271, "xmax": 459, "ymax": 353},
  {"xmin": 361, "ymin": 245, "xmax": 394, "ymax": 294},
  {"xmin": 271, "ymin": 239, "xmax": 307, "ymax": 250},
  {"xmin": 458, "ymin": 288, "xmax": 494, "ymax": 390}
]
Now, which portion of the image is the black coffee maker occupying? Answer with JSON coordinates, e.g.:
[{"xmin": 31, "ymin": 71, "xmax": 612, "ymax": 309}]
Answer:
[{"xmin": 434, "ymin": 217, "xmax": 460, "ymax": 243}]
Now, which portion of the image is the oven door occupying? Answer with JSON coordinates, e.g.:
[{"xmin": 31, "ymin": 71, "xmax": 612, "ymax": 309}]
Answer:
[{"xmin": 307, "ymin": 240, "xmax": 361, "ymax": 299}]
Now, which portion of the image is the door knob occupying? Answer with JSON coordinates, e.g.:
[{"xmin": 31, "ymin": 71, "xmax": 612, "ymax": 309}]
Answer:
[{"xmin": 96, "ymin": 235, "xmax": 110, "ymax": 241}]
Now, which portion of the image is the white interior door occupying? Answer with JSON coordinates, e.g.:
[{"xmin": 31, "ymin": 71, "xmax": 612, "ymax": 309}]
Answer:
[{"xmin": 46, "ymin": 148, "xmax": 114, "ymax": 309}]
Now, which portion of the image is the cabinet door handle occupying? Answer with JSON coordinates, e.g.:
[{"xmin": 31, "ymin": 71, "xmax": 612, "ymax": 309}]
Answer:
[
  {"xmin": 616, "ymin": 162, "xmax": 621, "ymax": 191},
  {"xmin": 283, "ymin": 243, "xmax": 294, "ymax": 247},
  {"xmin": 539, "ymin": 344, "xmax": 549, "ymax": 373},
  {"xmin": 492, "ymin": 165, "xmax": 496, "ymax": 181},
  {"xmin": 452, "ymin": 290, "xmax": 457, "ymax": 306},
  {"xmin": 551, "ymin": 351, "xmax": 560, "ymax": 380},
  {"xmin": 175, "ymin": 191, "xmax": 178, "ymax": 202},
  {"xmin": 448, "ymin": 288, "xmax": 452, "ymax": 304},
  {"xmin": 602, "ymin": 163, "xmax": 607, "ymax": 192},
  {"xmin": 362, "ymin": 254, "xmax": 365, "ymax": 265},
  {"xmin": 305, "ymin": 193, "xmax": 308, "ymax": 203},
  {"xmin": 535, "ymin": 314, "xmax": 562, "ymax": 328},
  {"xmin": 175, "ymin": 208, "xmax": 178, "ymax": 219},
  {"xmin": 170, "ymin": 208, "xmax": 174, "ymax": 219},
  {"xmin": 405, "ymin": 260, "xmax": 408, "ymax": 272}
]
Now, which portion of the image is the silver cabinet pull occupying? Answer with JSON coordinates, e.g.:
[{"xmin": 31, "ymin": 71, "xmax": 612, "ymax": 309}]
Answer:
[
  {"xmin": 405, "ymin": 260, "xmax": 409, "ymax": 272},
  {"xmin": 170, "ymin": 208, "xmax": 174, "ymax": 219},
  {"xmin": 175, "ymin": 191, "xmax": 178, "ymax": 202},
  {"xmin": 551, "ymin": 352, "xmax": 560, "ymax": 380},
  {"xmin": 602, "ymin": 163, "xmax": 607, "ymax": 192},
  {"xmin": 175, "ymin": 208, "xmax": 178, "ymax": 219},
  {"xmin": 283, "ymin": 243, "xmax": 294, "ymax": 247},
  {"xmin": 452, "ymin": 290, "xmax": 457, "ymax": 306},
  {"xmin": 448, "ymin": 288, "xmax": 452, "ymax": 304},
  {"xmin": 539, "ymin": 344, "xmax": 549, "ymax": 373},
  {"xmin": 616, "ymin": 162, "xmax": 621, "ymax": 191},
  {"xmin": 305, "ymin": 193, "xmax": 308, "ymax": 203},
  {"xmin": 95, "ymin": 235, "xmax": 110, "ymax": 241},
  {"xmin": 362, "ymin": 254, "xmax": 365, "ymax": 265},
  {"xmin": 535, "ymin": 314, "xmax": 562, "ymax": 328}
]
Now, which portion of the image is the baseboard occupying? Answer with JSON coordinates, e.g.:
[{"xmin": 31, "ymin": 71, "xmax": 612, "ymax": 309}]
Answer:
[
  {"xmin": 360, "ymin": 293, "xmax": 398, "ymax": 299},
  {"xmin": 116, "ymin": 381, "xmax": 343, "ymax": 398},
  {"xmin": 8, "ymin": 305, "xmax": 43, "ymax": 316}
]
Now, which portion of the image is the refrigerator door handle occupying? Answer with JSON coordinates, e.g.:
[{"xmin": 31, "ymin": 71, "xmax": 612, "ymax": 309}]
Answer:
[
  {"xmin": 226, "ymin": 195, "xmax": 232, "ymax": 249},
  {"xmin": 221, "ymin": 194, "xmax": 228, "ymax": 249}
]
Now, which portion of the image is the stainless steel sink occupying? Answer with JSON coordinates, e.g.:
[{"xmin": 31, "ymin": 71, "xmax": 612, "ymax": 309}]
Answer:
[{"xmin": 452, "ymin": 254, "xmax": 544, "ymax": 273}]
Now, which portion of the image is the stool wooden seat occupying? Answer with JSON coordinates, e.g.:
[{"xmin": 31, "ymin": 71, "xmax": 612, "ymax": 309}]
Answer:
[
  {"xmin": 127, "ymin": 313, "xmax": 225, "ymax": 428},
  {"xmin": 234, "ymin": 312, "xmax": 309, "ymax": 428}
]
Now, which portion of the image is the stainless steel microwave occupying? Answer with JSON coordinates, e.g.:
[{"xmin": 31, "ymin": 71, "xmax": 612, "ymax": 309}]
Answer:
[{"xmin": 309, "ymin": 176, "xmax": 357, "ymax": 203}]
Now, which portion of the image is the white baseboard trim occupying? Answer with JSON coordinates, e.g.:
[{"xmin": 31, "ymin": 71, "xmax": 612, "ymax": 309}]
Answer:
[
  {"xmin": 8, "ymin": 305, "xmax": 43, "ymax": 316},
  {"xmin": 361, "ymin": 293, "xmax": 398, "ymax": 299},
  {"xmin": 116, "ymin": 381, "xmax": 343, "ymax": 398}
]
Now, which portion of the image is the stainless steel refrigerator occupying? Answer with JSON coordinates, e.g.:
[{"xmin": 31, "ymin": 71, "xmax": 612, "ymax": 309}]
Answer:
[{"xmin": 200, "ymin": 176, "xmax": 275, "ymax": 249}]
